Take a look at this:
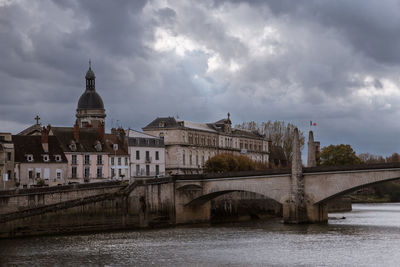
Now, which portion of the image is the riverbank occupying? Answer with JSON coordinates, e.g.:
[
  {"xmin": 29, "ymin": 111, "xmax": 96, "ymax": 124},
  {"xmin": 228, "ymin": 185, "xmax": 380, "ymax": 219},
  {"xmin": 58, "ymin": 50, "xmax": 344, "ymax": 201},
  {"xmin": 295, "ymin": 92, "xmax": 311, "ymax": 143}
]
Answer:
[{"xmin": 350, "ymin": 194, "xmax": 392, "ymax": 203}]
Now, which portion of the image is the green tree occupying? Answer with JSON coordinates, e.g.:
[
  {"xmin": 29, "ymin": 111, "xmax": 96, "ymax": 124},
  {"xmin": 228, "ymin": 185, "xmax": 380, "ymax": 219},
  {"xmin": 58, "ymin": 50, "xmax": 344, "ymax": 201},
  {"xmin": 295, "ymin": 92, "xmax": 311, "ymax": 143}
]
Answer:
[
  {"xmin": 204, "ymin": 153, "xmax": 268, "ymax": 173},
  {"xmin": 319, "ymin": 144, "xmax": 362, "ymax": 166},
  {"xmin": 235, "ymin": 120, "xmax": 304, "ymax": 162}
]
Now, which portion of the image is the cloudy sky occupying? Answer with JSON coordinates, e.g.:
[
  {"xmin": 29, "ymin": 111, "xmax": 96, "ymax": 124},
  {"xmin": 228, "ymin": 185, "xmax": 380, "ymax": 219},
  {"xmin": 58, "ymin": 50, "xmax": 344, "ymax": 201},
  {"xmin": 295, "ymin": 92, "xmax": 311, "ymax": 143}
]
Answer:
[{"xmin": 1, "ymin": 0, "xmax": 400, "ymax": 157}]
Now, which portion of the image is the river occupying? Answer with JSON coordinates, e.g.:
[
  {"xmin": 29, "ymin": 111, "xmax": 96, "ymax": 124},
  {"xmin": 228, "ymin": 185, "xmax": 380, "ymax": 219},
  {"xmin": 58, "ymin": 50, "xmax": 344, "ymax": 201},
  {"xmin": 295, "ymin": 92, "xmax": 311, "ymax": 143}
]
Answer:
[{"xmin": 1, "ymin": 203, "xmax": 400, "ymax": 266}]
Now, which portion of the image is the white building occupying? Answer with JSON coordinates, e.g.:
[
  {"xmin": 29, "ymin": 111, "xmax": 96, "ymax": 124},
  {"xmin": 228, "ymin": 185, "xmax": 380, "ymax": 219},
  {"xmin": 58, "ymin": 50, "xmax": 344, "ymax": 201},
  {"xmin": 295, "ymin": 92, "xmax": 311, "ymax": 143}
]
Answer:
[
  {"xmin": 105, "ymin": 130, "xmax": 130, "ymax": 181},
  {"xmin": 142, "ymin": 114, "xmax": 270, "ymax": 175},
  {"xmin": 127, "ymin": 130, "xmax": 165, "ymax": 178}
]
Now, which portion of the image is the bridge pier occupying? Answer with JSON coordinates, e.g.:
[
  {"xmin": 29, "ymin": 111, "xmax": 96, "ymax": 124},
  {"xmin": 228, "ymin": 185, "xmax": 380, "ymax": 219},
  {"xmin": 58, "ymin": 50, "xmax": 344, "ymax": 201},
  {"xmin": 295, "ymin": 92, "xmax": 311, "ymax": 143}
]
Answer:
[
  {"xmin": 174, "ymin": 182, "xmax": 211, "ymax": 224},
  {"xmin": 306, "ymin": 203, "xmax": 328, "ymax": 223}
]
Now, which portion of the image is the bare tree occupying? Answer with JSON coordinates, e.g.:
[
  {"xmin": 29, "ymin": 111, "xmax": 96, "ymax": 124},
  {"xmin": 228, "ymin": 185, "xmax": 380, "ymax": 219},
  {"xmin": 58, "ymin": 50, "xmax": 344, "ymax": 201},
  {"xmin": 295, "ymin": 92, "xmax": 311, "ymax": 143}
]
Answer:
[{"xmin": 236, "ymin": 120, "xmax": 305, "ymax": 162}]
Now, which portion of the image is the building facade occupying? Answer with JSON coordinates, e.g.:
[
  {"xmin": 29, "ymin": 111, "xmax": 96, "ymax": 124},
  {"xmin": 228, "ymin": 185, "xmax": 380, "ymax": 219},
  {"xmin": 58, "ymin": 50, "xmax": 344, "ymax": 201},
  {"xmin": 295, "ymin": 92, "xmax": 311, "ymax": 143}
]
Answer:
[
  {"xmin": 105, "ymin": 129, "xmax": 130, "ymax": 181},
  {"xmin": 0, "ymin": 133, "xmax": 15, "ymax": 190},
  {"xmin": 127, "ymin": 130, "xmax": 165, "ymax": 178},
  {"xmin": 52, "ymin": 125, "xmax": 110, "ymax": 183},
  {"xmin": 13, "ymin": 127, "xmax": 68, "ymax": 188},
  {"xmin": 142, "ymin": 114, "xmax": 269, "ymax": 175}
]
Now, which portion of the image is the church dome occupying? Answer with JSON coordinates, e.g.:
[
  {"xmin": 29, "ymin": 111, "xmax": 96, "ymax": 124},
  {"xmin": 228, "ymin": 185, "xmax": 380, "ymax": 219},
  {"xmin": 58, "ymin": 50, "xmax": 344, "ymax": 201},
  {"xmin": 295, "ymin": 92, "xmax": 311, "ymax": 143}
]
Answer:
[{"xmin": 77, "ymin": 90, "xmax": 104, "ymax": 110}]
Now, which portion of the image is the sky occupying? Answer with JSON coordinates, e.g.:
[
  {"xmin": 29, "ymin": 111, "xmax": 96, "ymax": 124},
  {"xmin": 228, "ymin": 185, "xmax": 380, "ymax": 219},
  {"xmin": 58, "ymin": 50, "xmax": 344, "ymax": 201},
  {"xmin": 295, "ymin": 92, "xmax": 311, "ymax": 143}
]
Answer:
[{"xmin": 1, "ymin": 0, "xmax": 400, "ymax": 157}]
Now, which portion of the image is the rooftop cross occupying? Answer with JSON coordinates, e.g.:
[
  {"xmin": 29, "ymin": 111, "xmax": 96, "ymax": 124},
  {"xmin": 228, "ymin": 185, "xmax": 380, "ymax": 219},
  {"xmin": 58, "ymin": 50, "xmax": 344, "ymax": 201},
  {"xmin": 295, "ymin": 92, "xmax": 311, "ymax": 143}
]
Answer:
[{"xmin": 35, "ymin": 115, "xmax": 40, "ymax": 125}]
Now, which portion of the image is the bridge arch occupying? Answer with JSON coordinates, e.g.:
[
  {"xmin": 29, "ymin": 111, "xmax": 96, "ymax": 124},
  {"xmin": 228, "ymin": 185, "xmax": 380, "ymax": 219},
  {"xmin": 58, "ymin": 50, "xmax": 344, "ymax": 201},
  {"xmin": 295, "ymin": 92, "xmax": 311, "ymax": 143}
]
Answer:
[
  {"xmin": 304, "ymin": 168, "xmax": 400, "ymax": 204},
  {"xmin": 184, "ymin": 189, "xmax": 282, "ymax": 207},
  {"xmin": 314, "ymin": 176, "xmax": 400, "ymax": 204},
  {"xmin": 175, "ymin": 174, "xmax": 291, "ymax": 208}
]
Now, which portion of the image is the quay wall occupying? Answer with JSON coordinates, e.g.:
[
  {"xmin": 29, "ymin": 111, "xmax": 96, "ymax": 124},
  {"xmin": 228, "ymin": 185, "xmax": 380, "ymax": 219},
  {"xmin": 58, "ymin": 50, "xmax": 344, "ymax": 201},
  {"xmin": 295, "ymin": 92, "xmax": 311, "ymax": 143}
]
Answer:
[{"xmin": 0, "ymin": 181, "xmax": 124, "ymax": 215}]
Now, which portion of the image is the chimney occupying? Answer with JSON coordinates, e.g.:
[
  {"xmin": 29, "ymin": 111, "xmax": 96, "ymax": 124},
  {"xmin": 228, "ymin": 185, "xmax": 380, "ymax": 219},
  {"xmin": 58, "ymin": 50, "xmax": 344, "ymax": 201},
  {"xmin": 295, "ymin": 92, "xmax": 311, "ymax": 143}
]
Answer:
[
  {"xmin": 74, "ymin": 120, "xmax": 80, "ymax": 141},
  {"xmin": 98, "ymin": 122, "xmax": 104, "ymax": 142},
  {"xmin": 41, "ymin": 126, "xmax": 49, "ymax": 152}
]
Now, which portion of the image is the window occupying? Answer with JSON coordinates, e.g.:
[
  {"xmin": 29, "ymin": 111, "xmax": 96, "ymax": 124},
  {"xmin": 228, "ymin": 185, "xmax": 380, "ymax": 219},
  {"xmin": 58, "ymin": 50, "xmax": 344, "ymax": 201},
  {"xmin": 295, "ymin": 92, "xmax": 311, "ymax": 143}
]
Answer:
[
  {"xmin": 72, "ymin": 155, "xmax": 77, "ymax": 165},
  {"xmin": 118, "ymin": 169, "xmax": 121, "ymax": 178},
  {"xmin": 202, "ymin": 156, "xmax": 205, "ymax": 166},
  {"xmin": 43, "ymin": 155, "xmax": 49, "ymax": 162},
  {"xmin": 97, "ymin": 155, "xmax": 102, "ymax": 165},
  {"xmin": 111, "ymin": 168, "xmax": 115, "ymax": 178},
  {"xmin": 190, "ymin": 152, "xmax": 193, "ymax": 165},
  {"xmin": 125, "ymin": 157, "xmax": 128, "ymax": 166},
  {"xmin": 84, "ymin": 167, "xmax": 90, "ymax": 178},
  {"xmin": 44, "ymin": 168, "xmax": 50, "ymax": 179},
  {"xmin": 196, "ymin": 155, "xmax": 199, "ymax": 166},
  {"xmin": 27, "ymin": 154, "xmax": 33, "ymax": 162},
  {"xmin": 28, "ymin": 169, "xmax": 33, "ymax": 179},
  {"xmin": 155, "ymin": 151, "xmax": 159, "ymax": 160},
  {"xmin": 146, "ymin": 165, "xmax": 150, "ymax": 176},
  {"xmin": 136, "ymin": 164, "xmax": 140, "ymax": 176},
  {"xmin": 36, "ymin": 168, "xmax": 41, "ymax": 179},
  {"xmin": 182, "ymin": 151, "xmax": 186, "ymax": 165},
  {"xmin": 118, "ymin": 157, "xmax": 121, "ymax": 165},
  {"xmin": 55, "ymin": 155, "xmax": 61, "ymax": 162},
  {"xmin": 136, "ymin": 150, "xmax": 140, "ymax": 160},
  {"xmin": 97, "ymin": 167, "xmax": 102, "ymax": 178},
  {"xmin": 72, "ymin": 167, "xmax": 77, "ymax": 178},
  {"xmin": 111, "ymin": 157, "xmax": 114, "ymax": 165},
  {"xmin": 156, "ymin": 165, "xmax": 159, "ymax": 175},
  {"xmin": 56, "ymin": 169, "xmax": 62, "ymax": 180},
  {"xmin": 7, "ymin": 152, "xmax": 11, "ymax": 161},
  {"xmin": 84, "ymin": 155, "xmax": 90, "ymax": 165},
  {"xmin": 145, "ymin": 151, "xmax": 150, "ymax": 161}
]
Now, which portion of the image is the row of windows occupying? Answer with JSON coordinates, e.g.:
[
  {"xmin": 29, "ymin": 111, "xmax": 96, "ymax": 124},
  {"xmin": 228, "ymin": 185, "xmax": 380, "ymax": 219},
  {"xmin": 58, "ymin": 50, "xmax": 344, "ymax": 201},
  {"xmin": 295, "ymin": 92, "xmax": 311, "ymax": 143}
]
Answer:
[
  {"xmin": 28, "ymin": 168, "xmax": 62, "ymax": 180},
  {"xmin": 135, "ymin": 150, "xmax": 160, "ymax": 161},
  {"xmin": 26, "ymin": 154, "xmax": 62, "ymax": 162},
  {"xmin": 71, "ymin": 155, "xmax": 129, "ymax": 166},
  {"xmin": 111, "ymin": 157, "xmax": 129, "ymax": 166},
  {"xmin": 184, "ymin": 132, "xmax": 266, "ymax": 152},
  {"xmin": 187, "ymin": 133, "xmax": 217, "ymax": 147},
  {"xmin": 71, "ymin": 166, "xmax": 131, "ymax": 179},
  {"xmin": 135, "ymin": 164, "xmax": 160, "ymax": 176},
  {"xmin": 182, "ymin": 151, "xmax": 211, "ymax": 167},
  {"xmin": 71, "ymin": 166, "xmax": 104, "ymax": 179}
]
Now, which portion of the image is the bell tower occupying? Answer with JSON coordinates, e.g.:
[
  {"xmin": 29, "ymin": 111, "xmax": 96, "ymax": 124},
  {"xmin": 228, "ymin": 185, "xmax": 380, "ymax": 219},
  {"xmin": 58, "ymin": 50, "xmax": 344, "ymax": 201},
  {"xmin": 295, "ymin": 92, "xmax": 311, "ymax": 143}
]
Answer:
[{"xmin": 76, "ymin": 60, "xmax": 106, "ymax": 128}]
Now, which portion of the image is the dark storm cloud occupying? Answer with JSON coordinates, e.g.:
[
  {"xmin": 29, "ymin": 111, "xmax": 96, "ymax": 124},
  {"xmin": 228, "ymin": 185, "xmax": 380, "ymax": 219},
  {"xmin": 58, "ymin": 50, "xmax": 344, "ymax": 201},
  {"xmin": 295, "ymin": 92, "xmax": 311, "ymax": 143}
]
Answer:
[{"xmin": 1, "ymin": 0, "xmax": 400, "ymax": 158}]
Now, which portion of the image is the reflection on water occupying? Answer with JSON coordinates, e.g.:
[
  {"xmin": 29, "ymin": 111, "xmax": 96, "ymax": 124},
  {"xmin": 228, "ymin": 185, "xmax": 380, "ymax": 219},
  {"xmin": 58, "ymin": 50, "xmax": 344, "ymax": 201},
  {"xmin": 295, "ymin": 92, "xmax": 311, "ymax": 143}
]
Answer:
[{"xmin": 2, "ymin": 204, "xmax": 400, "ymax": 266}]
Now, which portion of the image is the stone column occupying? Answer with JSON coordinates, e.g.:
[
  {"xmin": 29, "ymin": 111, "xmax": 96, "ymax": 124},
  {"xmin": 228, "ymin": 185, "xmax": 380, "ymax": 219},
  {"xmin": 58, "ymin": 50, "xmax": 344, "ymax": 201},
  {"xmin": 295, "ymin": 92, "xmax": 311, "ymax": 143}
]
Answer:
[
  {"xmin": 307, "ymin": 131, "xmax": 317, "ymax": 167},
  {"xmin": 283, "ymin": 128, "xmax": 308, "ymax": 223}
]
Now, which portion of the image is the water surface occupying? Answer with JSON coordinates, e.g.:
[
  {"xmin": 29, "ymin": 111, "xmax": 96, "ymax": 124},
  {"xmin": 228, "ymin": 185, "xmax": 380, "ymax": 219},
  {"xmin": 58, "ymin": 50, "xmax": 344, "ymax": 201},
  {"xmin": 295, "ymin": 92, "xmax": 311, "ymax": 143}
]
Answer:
[{"xmin": 1, "ymin": 203, "xmax": 400, "ymax": 266}]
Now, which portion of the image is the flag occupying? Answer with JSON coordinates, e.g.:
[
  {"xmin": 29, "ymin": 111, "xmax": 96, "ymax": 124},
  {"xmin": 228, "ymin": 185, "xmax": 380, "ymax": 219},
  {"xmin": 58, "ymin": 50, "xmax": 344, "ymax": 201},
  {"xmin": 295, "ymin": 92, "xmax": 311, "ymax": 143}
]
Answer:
[{"xmin": 310, "ymin": 121, "xmax": 317, "ymax": 126}]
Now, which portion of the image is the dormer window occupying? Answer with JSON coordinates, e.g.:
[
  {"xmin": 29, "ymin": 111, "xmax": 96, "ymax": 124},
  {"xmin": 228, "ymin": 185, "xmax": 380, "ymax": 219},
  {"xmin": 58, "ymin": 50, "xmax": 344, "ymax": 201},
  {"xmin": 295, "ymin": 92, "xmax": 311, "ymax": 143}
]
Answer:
[
  {"xmin": 26, "ymin": 154, "xmax": 34, "ymax": 162},
  {"xmin": 69, "ymin": 141, "xmax": 77, "ymax": 151},
  {"xmin": 42, "ymin": 155, "xmax": 49, "ymax": 162},
  {"xmin": 159, "ymin": 121, "xmax": 165, "ymax": 127},
  {"xmin": 55, "ymin": 155, "xmax": 62, "ymax": 162}
]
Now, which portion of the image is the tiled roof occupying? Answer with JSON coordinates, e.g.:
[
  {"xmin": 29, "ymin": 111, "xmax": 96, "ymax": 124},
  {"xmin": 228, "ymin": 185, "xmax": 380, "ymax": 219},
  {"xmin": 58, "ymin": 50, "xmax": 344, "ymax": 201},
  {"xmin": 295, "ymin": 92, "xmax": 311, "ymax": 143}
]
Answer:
[
  {"xmin": 128, "ymin": 137, "xmax": 164, "ymax": 147},
  {"xmin": 144, "ymin": 116, "xmax": 266, "ymax": 139},
  {"xmin": 17, "ymin": 124, "xmax": 42, "ymax": 136},
  {"xmin": 104, "ymin": 134, "xmax": 129, "ymax": 155},
  {"xmin": 52, "ymin": 127, "xmax": 106, "ymax": 153},
  {"xmin": 12, "ymin": 135, "xmax": 67, "ymax": 163},
  {"xmin": 143, "ymin": 117, "xmax": 181, "ymax": 129}
]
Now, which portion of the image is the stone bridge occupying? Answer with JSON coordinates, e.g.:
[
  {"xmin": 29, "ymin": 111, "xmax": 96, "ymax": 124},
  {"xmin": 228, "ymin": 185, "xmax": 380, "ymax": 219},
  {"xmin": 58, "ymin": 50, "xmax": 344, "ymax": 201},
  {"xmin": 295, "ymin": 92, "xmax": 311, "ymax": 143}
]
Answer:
[
  {"xmin": 2, "ymin": 129, "xmax": 400, "ymax": 238},
  {"xmin": 172, "ymin": 130, "xmax": 400, "ymax": 224},
  {"xmin": 173, "ymin": 163, "xmax": 400, "ymax": 224}
]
